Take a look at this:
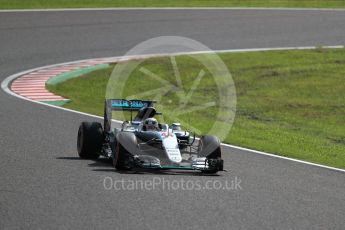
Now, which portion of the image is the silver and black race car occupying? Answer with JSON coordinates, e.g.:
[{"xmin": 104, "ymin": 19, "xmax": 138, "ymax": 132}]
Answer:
[{"xmin": 77, "ymin": 99, "xmax": 224, "ymax": 173}]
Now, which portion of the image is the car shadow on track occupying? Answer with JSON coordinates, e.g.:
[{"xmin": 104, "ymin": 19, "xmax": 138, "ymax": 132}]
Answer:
[{"xmin": 56, "ymin": 156, "xmax": 221, "ymax": 177}]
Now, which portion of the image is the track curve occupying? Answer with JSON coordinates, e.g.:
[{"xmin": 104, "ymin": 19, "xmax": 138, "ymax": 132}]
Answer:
[{"xmin": 1, "ymin": 9, "xmax": 345, "ymax": 230}]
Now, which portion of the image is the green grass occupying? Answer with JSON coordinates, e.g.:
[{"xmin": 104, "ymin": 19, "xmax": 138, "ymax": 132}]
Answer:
[
  {"xmin": 1, "ymin": 0, "xmax": 345, "ymax": 9},
  {"xmin": 47, "ymin": 48, "xmax": 345, "ymax": 169}
]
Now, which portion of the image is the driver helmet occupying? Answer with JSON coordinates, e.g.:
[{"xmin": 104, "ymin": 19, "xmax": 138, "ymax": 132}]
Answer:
[{"xmin": 143, "ymin": 118, "xmax": 159, "ymax": 131}]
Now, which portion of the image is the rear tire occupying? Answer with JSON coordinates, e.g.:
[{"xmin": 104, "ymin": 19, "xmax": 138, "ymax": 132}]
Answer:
[
  {"xmin": 113, "ymin": 132, "xmax": 138, "ymax": 170},
  {"xmin": 77, "ymin": 122, "xmax": 103, "ymax": 159}
]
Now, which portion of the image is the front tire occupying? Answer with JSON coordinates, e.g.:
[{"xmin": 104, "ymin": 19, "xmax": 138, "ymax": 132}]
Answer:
[
  {"xmin": 198, "ymin": 135, "xmax": 222, "ymax": 159},
  {"xmin": 198, "ymin": 135, "xmax": 223, "ymax": 173},
  {"xmin": 113, "ymin": 132, "xmax": 138, "ymax": 170},
  {"xmin": 77, "ymin": 122, "xmax": 103, "ymax": 159}
]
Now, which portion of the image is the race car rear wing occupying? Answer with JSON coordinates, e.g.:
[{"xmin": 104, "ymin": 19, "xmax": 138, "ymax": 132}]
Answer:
[
  {"xmin": 103, "ymin": 99, "xmax": 157, "ymax": 132},
  {"xmin": 110, "ymin": 99, "xmax": 154, "ymax": 111}
]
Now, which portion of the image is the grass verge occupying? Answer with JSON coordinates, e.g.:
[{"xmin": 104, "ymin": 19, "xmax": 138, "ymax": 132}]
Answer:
[
  {"xmin": 1, "ymin": 0, "xmax": 345, "ymax": 9},
  {"xmin": 47, "ymin": 49, "xmax": 345, "ymax": 169}
]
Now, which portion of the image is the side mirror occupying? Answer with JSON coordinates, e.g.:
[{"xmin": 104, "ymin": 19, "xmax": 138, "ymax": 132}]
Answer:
[{"xmin": 189, "ymin": 132, "xmax": 196, "ymax": 145}]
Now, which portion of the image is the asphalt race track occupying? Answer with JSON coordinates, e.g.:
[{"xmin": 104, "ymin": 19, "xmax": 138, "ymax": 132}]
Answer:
[{"xmin": 1, "ymin": 9, "xmax": 345, "ymax": 230}]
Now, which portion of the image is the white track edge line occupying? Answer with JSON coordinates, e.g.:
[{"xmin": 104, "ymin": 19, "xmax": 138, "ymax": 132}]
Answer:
[
  {"xmin": 2, "ymin": 46, "xmax": 345, "ymax": 173},
  {"xmin": 2, "ymin": 7, "xmax": 345, "ymax": 12}
]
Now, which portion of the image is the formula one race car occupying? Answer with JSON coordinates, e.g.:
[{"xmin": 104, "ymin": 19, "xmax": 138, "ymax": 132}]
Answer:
[{"xmin": 77, "ymin": 99, "xmax": 224, "ymax": 173}]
